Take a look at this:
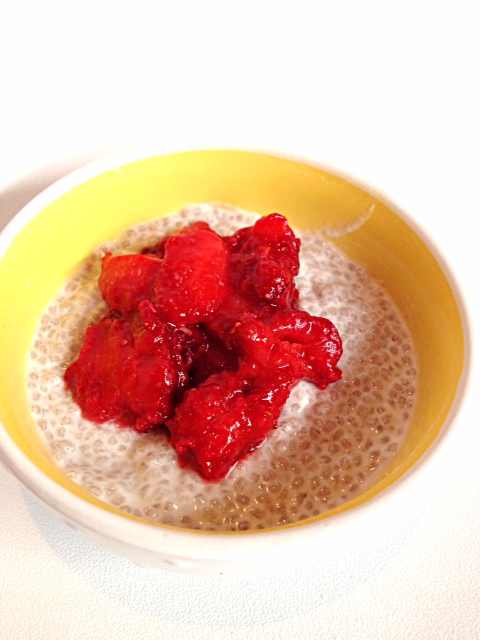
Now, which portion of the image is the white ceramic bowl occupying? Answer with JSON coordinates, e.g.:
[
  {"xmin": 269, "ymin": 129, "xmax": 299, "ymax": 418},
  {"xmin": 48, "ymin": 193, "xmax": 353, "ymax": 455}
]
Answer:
[{"xmin": 0, "ymin": 150, "xmax": 468, "ymax": 576}]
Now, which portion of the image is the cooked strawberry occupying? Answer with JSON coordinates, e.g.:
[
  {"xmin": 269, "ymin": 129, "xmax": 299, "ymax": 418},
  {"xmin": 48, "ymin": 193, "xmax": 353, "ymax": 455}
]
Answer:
[
  {"xmin": 152, "ymin": 225, "xmax": 230, "ymax": 325},
  {"xmin": 98, "ymin": 252, "xmax": 161, "ymax": 316}
]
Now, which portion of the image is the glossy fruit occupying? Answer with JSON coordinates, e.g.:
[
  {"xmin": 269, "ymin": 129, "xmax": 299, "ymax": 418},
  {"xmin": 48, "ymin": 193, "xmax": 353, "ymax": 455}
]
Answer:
[{"xmin": 65, "ymin": 214, "xmax": 343, "ymax": 480}]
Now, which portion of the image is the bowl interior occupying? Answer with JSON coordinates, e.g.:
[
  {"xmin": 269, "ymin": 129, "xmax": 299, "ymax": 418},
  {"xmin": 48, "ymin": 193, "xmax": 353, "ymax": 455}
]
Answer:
[{"xmin": 0, "ymin": 149, "xmax": 465, "ymax": 528}]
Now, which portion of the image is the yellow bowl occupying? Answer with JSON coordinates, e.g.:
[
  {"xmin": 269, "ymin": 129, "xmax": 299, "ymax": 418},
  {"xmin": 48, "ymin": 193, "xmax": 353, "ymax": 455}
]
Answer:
[{"xmin": 0, "ymin": 149, "xmax": 467, "ymax": 575}]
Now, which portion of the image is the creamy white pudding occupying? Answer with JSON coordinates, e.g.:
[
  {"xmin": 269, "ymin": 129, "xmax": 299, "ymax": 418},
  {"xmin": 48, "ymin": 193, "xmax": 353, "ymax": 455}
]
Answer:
[{"xmin": 27, "ymin": 204, "xmax": 417, "ymax": 531}]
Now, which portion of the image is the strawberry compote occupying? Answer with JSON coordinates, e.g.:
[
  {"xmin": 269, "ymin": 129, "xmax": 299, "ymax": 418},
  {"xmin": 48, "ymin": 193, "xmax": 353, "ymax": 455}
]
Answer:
[{"xmin": 64, "ymin": 214, "xmax": 343, "ymax": 481}]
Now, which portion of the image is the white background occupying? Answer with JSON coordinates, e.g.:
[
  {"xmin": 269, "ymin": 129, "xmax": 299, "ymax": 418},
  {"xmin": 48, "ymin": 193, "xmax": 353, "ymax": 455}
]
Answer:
[{"xmin": 1, "ymin": 2, "xmax": 479, "ymax": 638}]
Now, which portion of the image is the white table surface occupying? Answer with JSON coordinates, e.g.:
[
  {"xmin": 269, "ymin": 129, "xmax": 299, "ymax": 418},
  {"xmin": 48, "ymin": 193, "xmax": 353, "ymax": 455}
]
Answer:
[{"xmin": 1, "ymin": 3, "xmax": 479, "ymax": 639}]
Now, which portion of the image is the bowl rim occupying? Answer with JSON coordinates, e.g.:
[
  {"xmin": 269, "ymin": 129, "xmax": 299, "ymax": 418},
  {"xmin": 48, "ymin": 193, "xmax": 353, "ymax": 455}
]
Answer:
[{"xmin": 0, "ymin": 147, "xmax": 472, "ymax": 561}]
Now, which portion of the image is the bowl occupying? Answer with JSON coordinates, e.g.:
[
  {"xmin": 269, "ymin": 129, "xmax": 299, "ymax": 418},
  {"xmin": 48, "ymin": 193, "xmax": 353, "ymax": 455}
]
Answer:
[{"xmin": 0, "ymin": 149, "xmax": 467, "ymax": 576}]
